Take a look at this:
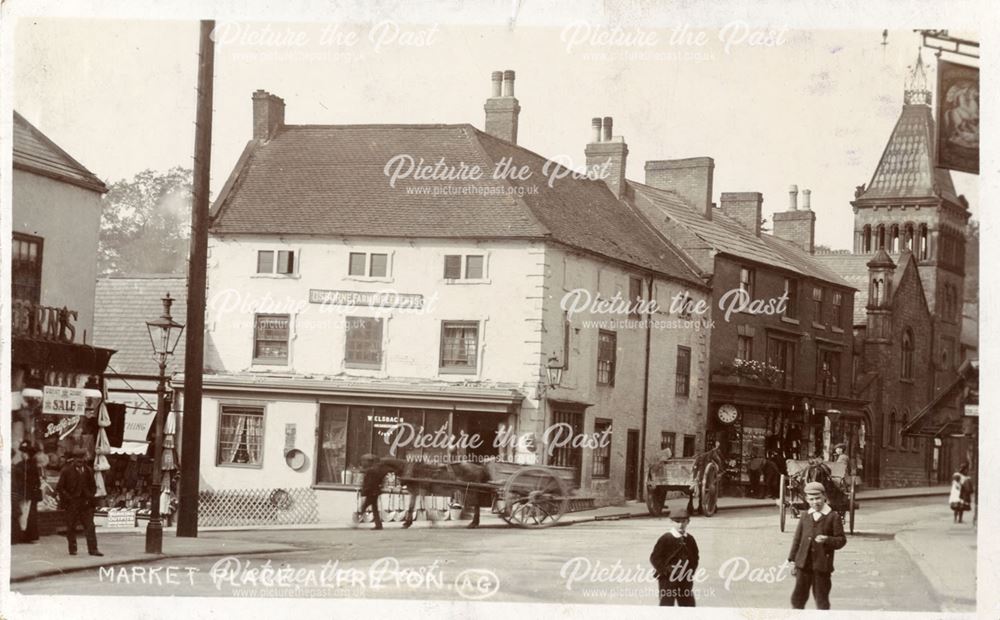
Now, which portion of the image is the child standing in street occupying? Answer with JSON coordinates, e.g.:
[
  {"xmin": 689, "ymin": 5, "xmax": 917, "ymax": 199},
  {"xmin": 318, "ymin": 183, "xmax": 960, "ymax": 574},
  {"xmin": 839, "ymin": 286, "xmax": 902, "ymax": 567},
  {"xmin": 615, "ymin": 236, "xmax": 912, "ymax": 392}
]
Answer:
[{"xmin": 787, "ymin": 481, "xmax": 847, "ymax": 610}]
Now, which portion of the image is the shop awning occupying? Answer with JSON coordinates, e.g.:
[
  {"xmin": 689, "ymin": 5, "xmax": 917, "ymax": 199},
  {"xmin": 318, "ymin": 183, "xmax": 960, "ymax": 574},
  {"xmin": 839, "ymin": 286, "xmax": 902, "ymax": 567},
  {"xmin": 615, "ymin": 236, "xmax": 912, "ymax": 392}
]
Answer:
[
  {"xmin": 13, "ymin": 336, "xmax": 115, "ymax": 375},
  {"xmin": 174, "ymin": 373, "xmax": 525, "ymax": 414},
  {"xmin": 109, "ymin": 441, "xmax": 149, "ymax": 455}
]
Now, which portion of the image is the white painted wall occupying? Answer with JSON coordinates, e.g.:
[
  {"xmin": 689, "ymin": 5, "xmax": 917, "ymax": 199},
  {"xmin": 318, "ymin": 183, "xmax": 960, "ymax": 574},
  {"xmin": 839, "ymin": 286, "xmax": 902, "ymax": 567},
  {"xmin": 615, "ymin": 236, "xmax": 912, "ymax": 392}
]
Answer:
[{"xmin": 13, "ymin": 169, "xmax": 103, "ymax": 340}]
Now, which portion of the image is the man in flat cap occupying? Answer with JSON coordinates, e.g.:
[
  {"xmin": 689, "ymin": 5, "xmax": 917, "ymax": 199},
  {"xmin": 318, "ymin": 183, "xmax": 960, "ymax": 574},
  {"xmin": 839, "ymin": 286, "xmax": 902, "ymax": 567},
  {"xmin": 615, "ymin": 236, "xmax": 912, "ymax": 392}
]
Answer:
[
  {"xmin": 787, "ymin": 481, "xmax": 846, "ymax": 609},
  {"xmin": 650, "ymin": 507, "xmax": 700, "ymax": 606},
  {"xmin": 56, "ymin": 448, "xmax": 103, "ymax": 556}
]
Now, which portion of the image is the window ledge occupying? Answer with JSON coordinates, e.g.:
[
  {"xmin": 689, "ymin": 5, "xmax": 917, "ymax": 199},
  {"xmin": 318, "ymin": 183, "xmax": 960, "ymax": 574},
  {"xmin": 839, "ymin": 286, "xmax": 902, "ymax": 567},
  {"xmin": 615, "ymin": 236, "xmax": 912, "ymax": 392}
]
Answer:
[
  {"xmin": 250, "ymin": 364, "xmax": 293, "ymax": 372},
  {"xmin": 899, "ymin": 378, "xmax": 914, "ymax": 384},
  {"xmin": 831, "ymin": 326, "xmax": 845, "ymax": 334},
  {"xmin": 345, "ymin": 276, "xmax": 394, "ymax": 284},
  {"xmin": 345, "ymin": 363, "xmax": 383, "ymax": 371},
  {"xmin": 252, "ymin": 273, "xmax": 301, "ymax": 280},
  {"xmin": 443, "ymin": 278, "xmax": 492, "ymax": 285},
  {"xmin": 811, "ymin": 322, "xmax": 827, "ymax": 330},
  {"xmin": 313, "ymin": 483, "xmax": 361, "ymax": 491},
  {"xmin": 217, "ymin": 463, "xmax": 264, "ymax": 469},
  {"xmin": 780, "ymin": 316, "xmax": 800, "ymax": 325},
  {"xmin": 439, "ymin": 367, "xmax": 478, "ymax": 375}
]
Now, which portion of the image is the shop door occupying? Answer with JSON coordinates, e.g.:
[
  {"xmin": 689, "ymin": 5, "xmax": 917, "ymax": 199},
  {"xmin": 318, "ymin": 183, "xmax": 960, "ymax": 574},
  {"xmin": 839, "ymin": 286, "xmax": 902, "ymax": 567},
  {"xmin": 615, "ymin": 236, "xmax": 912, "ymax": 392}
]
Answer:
[{"xmin": 625, "ymin": 430, "xmax": 639, "ymax": 500}]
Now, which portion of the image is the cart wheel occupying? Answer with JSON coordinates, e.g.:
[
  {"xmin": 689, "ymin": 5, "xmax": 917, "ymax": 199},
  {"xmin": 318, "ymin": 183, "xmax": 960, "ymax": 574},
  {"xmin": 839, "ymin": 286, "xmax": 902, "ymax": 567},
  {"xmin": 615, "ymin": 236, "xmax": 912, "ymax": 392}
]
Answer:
[
  {"xmin": 699, "ymin": 461, "xmax": 719, "ymax": 516},
  {"xmin": 646, "ymin": 487, "xmax": 665, "ymax": 517},
  {"xmin": 502, "ymin": 467, "xmax": 569, "ymax": 529},
  {"xmin": 779, "ymin": 474, "xmax": 787, "ymax": 532},
  {"xmin": 848, "ymin": 475, "xmax": 856, "ymax": 534}
]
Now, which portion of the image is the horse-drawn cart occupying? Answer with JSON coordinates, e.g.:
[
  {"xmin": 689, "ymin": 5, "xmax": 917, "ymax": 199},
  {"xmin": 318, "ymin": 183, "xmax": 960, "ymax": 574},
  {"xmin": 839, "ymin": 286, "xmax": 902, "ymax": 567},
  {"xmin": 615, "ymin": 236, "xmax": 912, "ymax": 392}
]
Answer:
[
  {"xmin": 357, "ymin": 459, "xmax": 576, "ymax": 529},
  {"xmin": 645, "ymin": 448, "xmax": 722, "ymax": 517},
  {"xmin": 778, "ymin": 459, "xmax": 857, "ymax": 533}
]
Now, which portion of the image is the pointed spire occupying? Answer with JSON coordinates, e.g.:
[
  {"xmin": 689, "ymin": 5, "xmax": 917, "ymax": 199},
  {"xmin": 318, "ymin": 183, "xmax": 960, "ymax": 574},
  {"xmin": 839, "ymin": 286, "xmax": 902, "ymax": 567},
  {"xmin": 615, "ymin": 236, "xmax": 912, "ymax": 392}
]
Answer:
[{"xmin": 904, "ymin": 49, "xmax": 931, "ymax": 105}]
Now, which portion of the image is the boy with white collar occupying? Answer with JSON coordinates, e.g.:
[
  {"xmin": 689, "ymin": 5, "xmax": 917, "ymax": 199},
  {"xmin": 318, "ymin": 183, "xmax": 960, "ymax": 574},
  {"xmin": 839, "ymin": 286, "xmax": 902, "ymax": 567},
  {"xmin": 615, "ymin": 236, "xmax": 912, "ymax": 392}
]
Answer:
[
  {"xmin": 649, "ymin": 508, "xmax": 700, "ymax": 606},
  {"xmin": 786, "ymin": 481, "xmax": 847, "ymax": 609}
]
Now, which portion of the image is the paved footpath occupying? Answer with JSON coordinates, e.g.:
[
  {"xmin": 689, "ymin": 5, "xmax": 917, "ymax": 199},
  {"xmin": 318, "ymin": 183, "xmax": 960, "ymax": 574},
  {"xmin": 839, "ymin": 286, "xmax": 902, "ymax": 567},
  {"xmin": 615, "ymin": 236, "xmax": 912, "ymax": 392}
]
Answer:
[{"xmin": 10, "ymin": 485, "xmax": 951, "ymax": 587}]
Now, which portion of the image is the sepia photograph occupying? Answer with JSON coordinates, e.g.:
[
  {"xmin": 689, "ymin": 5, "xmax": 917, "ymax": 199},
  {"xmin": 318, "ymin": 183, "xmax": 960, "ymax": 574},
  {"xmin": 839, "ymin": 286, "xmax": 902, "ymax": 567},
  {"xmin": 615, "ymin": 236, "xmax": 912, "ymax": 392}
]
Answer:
[{"xmin": 2, "ymin": 1, "xmax": 992, "ymax": 619}]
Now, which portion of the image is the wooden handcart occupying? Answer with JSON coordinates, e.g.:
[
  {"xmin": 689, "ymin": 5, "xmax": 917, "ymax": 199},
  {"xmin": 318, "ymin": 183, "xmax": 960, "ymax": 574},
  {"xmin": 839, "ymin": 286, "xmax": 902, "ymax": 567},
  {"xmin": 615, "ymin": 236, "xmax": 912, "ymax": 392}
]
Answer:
[
  {"xmin": 778, "ymin": 459, "xmax": 857, "ymax": 534},
  {"xmin": 645, "ymin": 448, "xmax": 722, "ymax": 517}
]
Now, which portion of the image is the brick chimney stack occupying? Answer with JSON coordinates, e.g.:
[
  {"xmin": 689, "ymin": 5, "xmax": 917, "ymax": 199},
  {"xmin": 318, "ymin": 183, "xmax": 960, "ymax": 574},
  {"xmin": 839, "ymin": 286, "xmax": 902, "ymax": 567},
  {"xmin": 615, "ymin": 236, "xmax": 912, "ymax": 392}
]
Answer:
[
  {"xmin": 720, "ymin": 192, "xmax": 763, "ymax": 236},
  {"xmin": 644, "ymin": 158, "xmax": 715, "ymax": 221},
  {"xmin": 585, "ymin": 116, "xmax": 629, "ymax": 199},
  {"xmin": 773, "ymin": 185, "xmax": 816, "ymax": 254},
  {"xmin": 484, "ymin": 69, "xmax": 521, "ymax": 144},
  {"xmin": 252, "ymin": 90, "xmax": 285, "ymax": 141}
]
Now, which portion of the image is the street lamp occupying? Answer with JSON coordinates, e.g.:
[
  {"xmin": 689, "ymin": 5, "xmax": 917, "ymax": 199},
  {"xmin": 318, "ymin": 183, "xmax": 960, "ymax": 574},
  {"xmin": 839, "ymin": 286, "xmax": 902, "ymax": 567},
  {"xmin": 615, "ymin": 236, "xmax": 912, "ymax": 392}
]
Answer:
[
  {"xmin": 545, "ymin": 356, "xmax": 564, "ymax": 389},
  {"xmin": 145, "ymin": 293, "xmax": 184, "ymax": 554}
]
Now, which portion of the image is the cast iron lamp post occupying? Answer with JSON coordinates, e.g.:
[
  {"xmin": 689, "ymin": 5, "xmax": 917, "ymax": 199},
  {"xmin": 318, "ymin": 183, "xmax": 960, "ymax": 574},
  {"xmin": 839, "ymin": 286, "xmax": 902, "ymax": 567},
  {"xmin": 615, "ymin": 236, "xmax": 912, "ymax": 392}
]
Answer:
[{"xmin": 145, "ymin": 293, "xmax": 184, "ymax": 554}]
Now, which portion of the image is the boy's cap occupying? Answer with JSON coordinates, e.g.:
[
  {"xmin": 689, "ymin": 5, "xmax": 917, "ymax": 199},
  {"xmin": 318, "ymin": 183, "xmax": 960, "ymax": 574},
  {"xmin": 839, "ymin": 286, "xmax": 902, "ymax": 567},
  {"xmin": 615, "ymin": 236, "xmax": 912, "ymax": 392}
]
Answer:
[{"xmin": 804, "ymin": 481, "xmax": 826, "ymax": 496}]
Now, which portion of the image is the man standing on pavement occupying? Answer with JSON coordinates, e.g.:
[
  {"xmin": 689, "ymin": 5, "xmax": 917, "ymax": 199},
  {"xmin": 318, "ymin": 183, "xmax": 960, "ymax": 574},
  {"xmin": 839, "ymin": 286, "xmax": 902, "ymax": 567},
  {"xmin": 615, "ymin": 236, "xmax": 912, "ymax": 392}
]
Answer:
[
  {"xmin": 787, "ymin": 481, "xmax": 846, "ymax": 609},
  {"xmin": 649, "ymin": 508, "xmax": 700, "ymax": 606},
  {"xmin": 56, "ymin": 448, "xmax": 103, "ymax": 557},
  {"xmin": 359, "ymin": 453, "xmax": 387, "ymax": 530},
  {"xmin": 12, "ymin": 441, "xmax": 43, "ymax": 543}
]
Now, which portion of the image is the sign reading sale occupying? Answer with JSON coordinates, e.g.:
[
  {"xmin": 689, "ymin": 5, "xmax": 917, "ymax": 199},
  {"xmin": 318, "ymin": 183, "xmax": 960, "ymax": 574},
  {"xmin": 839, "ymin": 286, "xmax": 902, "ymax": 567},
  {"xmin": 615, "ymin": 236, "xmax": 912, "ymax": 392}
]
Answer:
[{"xmin": 42, "ymin": 386, "xmax": 86, "ymax": 415}]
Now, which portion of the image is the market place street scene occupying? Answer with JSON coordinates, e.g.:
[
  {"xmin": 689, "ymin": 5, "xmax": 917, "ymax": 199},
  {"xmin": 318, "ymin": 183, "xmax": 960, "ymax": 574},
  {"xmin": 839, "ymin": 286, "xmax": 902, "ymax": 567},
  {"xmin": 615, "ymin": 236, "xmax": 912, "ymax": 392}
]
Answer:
[{"xmin": 6, "ymin": 7, "xmax": 983, "ymax": 619}]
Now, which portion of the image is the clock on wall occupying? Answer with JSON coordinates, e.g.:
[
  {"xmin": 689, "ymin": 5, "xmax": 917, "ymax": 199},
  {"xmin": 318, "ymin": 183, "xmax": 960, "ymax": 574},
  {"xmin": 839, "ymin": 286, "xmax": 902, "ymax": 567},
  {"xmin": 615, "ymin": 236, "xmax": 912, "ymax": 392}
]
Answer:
[{"xmin": 717, "ymin": 404, "xmax": 739, "ymax": 424}]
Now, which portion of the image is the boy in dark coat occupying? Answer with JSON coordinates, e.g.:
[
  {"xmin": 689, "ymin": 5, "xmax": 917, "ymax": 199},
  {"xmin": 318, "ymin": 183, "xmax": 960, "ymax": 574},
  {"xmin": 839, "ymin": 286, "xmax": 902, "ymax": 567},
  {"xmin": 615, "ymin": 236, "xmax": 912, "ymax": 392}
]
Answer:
[
  {"xmin": 649, "ymin": 508, "xmax": 700, "ymax": 606},
  {"xmin": 787, "ymin": 481, "xmax": 846, "ymax": 609}
]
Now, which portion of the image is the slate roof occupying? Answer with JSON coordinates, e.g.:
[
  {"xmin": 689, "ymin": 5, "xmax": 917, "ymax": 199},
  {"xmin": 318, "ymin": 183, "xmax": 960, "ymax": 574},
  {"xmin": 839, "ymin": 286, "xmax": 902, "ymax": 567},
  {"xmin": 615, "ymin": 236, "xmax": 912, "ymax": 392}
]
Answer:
[
  {"xmin": 93, "ymin": 276, "xmax": 188, "ymax": 377},
  {"xmin": 13, "ymin": 111, "xmax": 107, "ymax": 193},
  {"xmin": 210, "ymin": 123, "xmax": 702, "ymax": 285},
  {"xmin": 857, "ymin": 103, "xmax": 959, "ymax": 204},
  {"xmin": 811, "ymin": 252, "xmax": 872, "ymax": 325},
  {"xmin": 630, "ymin": 181, "xmax": 852, "ymax": 290}
]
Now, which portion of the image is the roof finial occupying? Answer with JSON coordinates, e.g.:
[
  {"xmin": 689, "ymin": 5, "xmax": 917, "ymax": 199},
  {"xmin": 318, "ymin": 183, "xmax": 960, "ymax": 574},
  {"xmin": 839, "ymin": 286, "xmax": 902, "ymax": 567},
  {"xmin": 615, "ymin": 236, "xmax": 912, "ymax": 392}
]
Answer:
[{"xmin": 904, "ymin": 48, "xmax": 931, "ymax": 105}]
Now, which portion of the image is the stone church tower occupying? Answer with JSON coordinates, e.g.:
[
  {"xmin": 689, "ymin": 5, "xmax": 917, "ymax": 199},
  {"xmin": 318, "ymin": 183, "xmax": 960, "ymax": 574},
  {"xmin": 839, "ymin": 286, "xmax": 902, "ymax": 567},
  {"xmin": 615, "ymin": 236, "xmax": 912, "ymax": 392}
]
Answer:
[
  {"xmin": 814, "ymin": 53, "xmax": 971, "ymax": 486},
  {"xmin": 850, "ymin": 52, "xmax": 970, "ymax": 392}
]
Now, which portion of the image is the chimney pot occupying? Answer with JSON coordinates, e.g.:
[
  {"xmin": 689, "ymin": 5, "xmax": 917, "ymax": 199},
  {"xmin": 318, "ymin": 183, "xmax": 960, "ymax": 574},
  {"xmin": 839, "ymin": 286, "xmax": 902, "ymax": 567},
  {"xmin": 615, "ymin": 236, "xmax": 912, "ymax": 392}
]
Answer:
[
  {"xmin": 591, "ymin": 117, "xmax": 602, "ymax": 143},
  {"xmin": 788, "ymin": 184, "xmax": 799, "ymax": 211},
  {"xmin": 490, "ymin": 71, "xmax": 503, "ymax": 97},
  {"xmin": 802, "ymin": 189, "xmax": 812, "ymax": 210},
  {"xmin": 602, "ymin": 116, "xmax": 613, "ymax": 142},
  {"xmin": 502, "ymin": 70, "xmax": 515, "ymax": 97}
]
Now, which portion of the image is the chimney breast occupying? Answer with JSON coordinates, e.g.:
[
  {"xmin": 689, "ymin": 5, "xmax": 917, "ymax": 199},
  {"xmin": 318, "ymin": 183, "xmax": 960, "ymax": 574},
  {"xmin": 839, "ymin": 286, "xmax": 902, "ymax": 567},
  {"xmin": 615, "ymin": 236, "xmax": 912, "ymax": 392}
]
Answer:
[
  {"xmin": 484, "ymin": 69, "xmax": 521, "ymax": 144},
  {"xmin": 252, "ymin": 90, "xmax": 285, "ymax": 142},
  {"xmin": 644, "ymin": 157, "xmax": 715, "ymax": 221},
  {"xmin": 720, "ymin": 192, "xmax": 763, "ymax": 236},
  {"xmin": 788, "ymin": 184, "xmax": 799, "ymax": 211},
  {"xmin": 585, "ymin": 116, "xmax": 628, "ymax": 199}
]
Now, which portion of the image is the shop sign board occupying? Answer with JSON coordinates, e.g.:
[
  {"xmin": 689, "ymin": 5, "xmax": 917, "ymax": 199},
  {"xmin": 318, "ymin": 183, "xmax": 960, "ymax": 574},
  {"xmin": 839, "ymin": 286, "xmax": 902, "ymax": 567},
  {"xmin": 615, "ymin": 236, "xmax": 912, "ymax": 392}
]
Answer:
[{"xmin": 42, "ymin": 386, "xmax": 86, "ymax": 415}]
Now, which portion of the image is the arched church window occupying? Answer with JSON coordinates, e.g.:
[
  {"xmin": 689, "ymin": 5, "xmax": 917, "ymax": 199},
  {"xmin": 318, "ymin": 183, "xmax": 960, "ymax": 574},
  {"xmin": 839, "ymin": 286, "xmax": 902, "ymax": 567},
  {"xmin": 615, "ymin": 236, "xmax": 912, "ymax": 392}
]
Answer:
[{"xmin": 901, "ymin": 328, "xmax": 914, "ymax": 380}]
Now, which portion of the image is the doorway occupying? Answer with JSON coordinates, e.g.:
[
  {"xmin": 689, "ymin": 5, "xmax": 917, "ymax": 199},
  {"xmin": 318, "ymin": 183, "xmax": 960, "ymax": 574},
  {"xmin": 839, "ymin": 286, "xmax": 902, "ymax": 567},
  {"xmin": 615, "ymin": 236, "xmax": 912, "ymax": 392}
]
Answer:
[{"xmin": 625, "ymin": 429, "xmax": 640, "ymax": 500}]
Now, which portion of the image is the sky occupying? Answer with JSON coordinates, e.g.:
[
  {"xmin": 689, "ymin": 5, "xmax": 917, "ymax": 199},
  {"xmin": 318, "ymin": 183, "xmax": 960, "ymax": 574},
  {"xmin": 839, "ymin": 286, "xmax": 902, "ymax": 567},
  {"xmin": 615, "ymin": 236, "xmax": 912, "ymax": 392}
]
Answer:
[{"xmin": 10, "ymin": 14, "xmax": 981, "ymax": 251}]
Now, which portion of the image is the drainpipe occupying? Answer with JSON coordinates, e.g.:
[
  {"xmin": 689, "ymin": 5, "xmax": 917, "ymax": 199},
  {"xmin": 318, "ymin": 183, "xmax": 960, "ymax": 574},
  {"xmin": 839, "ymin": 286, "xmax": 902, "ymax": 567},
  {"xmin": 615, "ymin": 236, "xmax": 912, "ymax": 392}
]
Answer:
[{"xmin": 639, "ymin": 275, "xmax": 654, "ymax": 501}]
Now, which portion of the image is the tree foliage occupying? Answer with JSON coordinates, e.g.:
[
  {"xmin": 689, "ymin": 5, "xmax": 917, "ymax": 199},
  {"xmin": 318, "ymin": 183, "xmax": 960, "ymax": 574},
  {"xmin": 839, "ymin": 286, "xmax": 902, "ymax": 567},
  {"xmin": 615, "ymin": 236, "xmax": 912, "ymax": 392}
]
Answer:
[{"xmin": 98, "ymin": 167, "xmax": 193, "ymax": 275}]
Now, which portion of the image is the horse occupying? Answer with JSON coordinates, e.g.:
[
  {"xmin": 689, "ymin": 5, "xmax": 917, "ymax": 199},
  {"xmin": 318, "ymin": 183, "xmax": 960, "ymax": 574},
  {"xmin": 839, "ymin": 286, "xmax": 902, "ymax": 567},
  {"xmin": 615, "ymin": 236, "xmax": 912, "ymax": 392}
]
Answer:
[{"xmin": 399, "ymin": 460, "xmax": 493, "ymax": 529}]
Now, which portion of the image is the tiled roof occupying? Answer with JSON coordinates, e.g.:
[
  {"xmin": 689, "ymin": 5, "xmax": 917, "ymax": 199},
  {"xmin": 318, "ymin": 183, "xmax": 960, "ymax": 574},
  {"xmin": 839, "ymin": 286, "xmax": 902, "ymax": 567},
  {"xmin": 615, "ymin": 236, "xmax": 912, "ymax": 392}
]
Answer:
[
  {"xmin": 13, "ymin": 111, "xmax": 107, "ymax": 193},
  {"xmin": 630, "ymin": 181, "xmax": 852, "ymax": 290},
  {"xmin": 210, "ymin": 124, "xmax": 702, "ymax": 284},
  {"xmin": 811, "ymin": 252, "xmax": 871, "ymax": 325},
  {"xmin": 858, "ymin": 104, "xmax": 959, "ymax": 204},
  {"xmin": 93, "ymin": 276, "xmax": 188, "ymax": 377}
]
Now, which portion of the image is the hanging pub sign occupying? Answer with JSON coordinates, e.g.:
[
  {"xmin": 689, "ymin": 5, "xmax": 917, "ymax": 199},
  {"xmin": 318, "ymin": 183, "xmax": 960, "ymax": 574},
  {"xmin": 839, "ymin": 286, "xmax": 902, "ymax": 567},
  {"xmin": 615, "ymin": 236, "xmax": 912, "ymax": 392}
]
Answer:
[
  {"xmin": 936, "ymin": 59, "xmax": 979, "ymax": 174},
  {"xmin": 42, "ymin": 386, "xmax": 86, "ymax": 415}
]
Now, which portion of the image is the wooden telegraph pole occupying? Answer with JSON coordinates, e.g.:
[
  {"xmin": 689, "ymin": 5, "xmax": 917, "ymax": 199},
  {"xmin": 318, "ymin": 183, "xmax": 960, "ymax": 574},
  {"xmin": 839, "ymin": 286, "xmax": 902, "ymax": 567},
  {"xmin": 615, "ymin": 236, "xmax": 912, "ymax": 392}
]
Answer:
[{"xmin": 177, "ymin": 20, "xmax": 215, "ymax": 537}]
